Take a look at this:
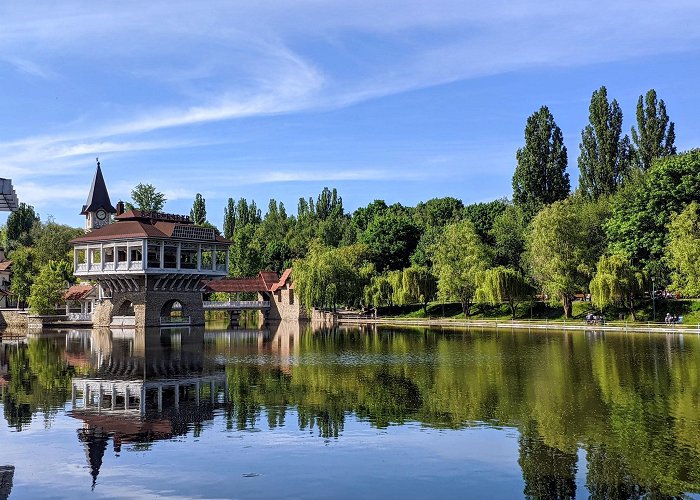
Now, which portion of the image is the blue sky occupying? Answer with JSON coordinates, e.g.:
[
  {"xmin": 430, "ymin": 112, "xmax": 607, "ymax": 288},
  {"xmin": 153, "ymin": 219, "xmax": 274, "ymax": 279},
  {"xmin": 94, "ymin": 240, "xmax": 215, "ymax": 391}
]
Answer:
[{"xmin": 1, "ymin": 1, "xmax": 699, "ymax": 228}]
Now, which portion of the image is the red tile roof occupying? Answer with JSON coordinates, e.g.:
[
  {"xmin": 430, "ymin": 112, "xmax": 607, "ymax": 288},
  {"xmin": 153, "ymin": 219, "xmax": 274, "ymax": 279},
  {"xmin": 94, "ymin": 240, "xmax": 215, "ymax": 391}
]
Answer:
[
  {"xmin": 204, "ymin": 268, "xmax": 295, "ymax": 293},
  {"xmin": 64, "ymin": 284, "xmax": 96, "ymax": 300},
  {"xmin": 70, "ymin": 219, "xmax": 230, "ymax": 244},
  {"xmin": 270, "ymin": 268, "xmax": 293, "ymax": 291},
  {"xmin": 0, "ymin": 260, "xmax": 11, "ymax": 271}
]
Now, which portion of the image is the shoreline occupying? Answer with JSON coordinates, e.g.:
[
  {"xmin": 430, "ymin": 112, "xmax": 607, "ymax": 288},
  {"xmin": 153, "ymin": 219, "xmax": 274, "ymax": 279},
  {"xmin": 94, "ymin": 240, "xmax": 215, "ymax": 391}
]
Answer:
[{"xmin": 338, "ymin": 316, "xmax": 700, "ymax": 334}]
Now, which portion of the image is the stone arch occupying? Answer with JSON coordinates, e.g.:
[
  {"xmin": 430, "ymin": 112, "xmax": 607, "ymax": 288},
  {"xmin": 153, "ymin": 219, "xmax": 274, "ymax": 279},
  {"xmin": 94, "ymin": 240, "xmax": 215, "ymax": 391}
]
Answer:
[
  {"xmin": 114, "ymin": 300, "xmax": 135, "ymax": 317},
  {"xmin": 160, "ymin": 299, "xmax": 186, "ymax": 318}
]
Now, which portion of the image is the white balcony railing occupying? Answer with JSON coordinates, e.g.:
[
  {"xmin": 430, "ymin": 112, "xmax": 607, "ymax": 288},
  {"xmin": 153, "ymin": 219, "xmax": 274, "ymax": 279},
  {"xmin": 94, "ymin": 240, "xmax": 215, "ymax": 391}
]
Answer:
[{"xmin": 68, "ymin": 312, "xmax": 93, "ymax": 322}]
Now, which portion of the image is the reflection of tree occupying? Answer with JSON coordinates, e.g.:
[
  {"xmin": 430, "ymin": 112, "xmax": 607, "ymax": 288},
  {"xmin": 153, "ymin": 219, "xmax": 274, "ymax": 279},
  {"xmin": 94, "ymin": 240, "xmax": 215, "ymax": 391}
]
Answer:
[
  {"xmin": 2, "ymin": 340, "xmax": 74, "ymax": 431},
  {"xmin": 4, "ymin": 328, "xmax": 700, "ymax": 496},
  {"xmin": 518, "ymin": 422, "xmax": 577, "ymax": 499}
]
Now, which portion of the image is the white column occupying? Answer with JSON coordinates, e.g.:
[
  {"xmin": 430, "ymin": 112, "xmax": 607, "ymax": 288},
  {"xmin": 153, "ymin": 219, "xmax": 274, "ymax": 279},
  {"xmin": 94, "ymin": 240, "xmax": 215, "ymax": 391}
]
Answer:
[
  {"xmin": 197, "ymin": 244, "xmax": 202, "ymax": 271},
  {"xmin": 177, "ymin": 242, "xmax": 181, "ymax": 270},
  {"xmin": 100, "ymin": 243, "xmax": 104, "ymax": 272},
  {"xmin": 225, "ymin": 248, "xmax": 230, "ymax": 273},
  {"xmin": 212, "ymin": 247, "xmax": 217, "ymax": 271},
  {"xmin": 126, "ymin": 243, "xmax": 132, "ymax": 269},
  {"xmin": 142, "ymin": 240, "xmax": 147, "ymax": 269},
  {"xmin": 124, "ymin": 386, "xmax": 129, "ymax": 410},
  {"xmin": 159, "ymin": 241, "xmax": 164, "ymax": 268}
]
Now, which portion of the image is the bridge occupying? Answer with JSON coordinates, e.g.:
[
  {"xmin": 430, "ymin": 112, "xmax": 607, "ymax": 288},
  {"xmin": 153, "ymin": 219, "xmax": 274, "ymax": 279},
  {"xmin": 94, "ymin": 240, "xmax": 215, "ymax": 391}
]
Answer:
[{"xmin": 202, "ymin": 300, "xmax": 270, "ymax": 310}]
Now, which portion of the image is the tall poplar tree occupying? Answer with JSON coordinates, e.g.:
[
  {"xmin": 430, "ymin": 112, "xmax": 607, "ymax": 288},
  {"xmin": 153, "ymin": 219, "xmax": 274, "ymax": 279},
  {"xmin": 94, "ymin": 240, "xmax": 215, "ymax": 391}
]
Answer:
[
  {"xmin": 223, "ymin": 198, "xmax": 236, "ymax": 239},
  {"xmin": 578, "ymin": 86, "xmax": 632, "ymax": 198},
  {"xmin": 190, "ymin": 193, "xmax": 207, "ymax": 225},
  {"xmin": 631, "ymin": 89, "xmax": 676, "ymax": 171},
  {"xmin": 512, "ymin": 106, "xmax": 569, "ymax": 216}
]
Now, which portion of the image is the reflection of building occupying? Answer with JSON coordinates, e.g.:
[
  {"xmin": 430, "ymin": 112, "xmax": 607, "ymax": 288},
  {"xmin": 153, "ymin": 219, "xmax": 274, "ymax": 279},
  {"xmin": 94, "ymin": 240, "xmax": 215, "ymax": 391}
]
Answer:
[
  {"xmin": 69, "ymin": 162, "xmax": 230, "ymax": 328},
  {"xmin": 69, "ymin": 327, "xmax": 229, "ymax": 487},
  {"xmin": 0, "ymin": 248, "xmax": 15, "ymax": 309},
  {"xmin": 0, "ymin": 465, "xmax": 14, "ymax": 500}
]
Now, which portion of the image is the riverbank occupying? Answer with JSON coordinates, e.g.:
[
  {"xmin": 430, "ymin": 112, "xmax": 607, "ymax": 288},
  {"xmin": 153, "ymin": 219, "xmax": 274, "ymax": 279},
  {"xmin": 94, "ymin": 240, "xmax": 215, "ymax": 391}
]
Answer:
[{"xmin": 338, "ymin": 315, "xmax": 700, "ymax": 334}]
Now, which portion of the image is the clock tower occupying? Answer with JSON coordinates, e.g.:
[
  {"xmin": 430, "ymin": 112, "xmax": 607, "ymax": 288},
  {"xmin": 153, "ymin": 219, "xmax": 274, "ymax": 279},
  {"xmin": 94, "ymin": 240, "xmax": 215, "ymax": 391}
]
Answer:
[{"xmin": 81, "ymin": 158, "xmax": 117, "ymax": 232}]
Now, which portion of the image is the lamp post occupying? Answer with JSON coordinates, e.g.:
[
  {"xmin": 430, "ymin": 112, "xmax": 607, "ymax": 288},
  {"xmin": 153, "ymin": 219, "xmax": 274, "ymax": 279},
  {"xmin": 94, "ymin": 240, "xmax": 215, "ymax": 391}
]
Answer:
[{"xmin": 652, "ymin": 276, "xmax": 656, "ymax": 322}]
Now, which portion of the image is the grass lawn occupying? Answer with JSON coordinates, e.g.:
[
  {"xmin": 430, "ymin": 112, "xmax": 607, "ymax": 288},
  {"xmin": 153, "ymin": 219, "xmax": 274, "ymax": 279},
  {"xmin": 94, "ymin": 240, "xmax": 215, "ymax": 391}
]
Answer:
[{"xmin": 376, "ymin": 298, "xmax": 700, "ymax": 325}]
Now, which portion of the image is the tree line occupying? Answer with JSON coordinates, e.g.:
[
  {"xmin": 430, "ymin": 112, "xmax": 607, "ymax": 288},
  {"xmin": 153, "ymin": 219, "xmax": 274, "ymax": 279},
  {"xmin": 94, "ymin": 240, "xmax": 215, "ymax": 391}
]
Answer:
[{"xmin": 2, "ymin": 86, "xmax": 696, "ymax": 318}]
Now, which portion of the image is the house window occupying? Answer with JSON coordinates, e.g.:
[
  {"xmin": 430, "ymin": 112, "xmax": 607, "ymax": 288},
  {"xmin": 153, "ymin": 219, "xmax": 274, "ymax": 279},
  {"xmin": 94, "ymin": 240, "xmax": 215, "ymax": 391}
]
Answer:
[
  {"xmin": 130, "ymin": 247, "xmax": 142, "ymax": 263},
  {"xmin": 90, "ymin": 248, "xmax": 101, "ymax": 265},
  {"xmin": 147, "ymin": 243, "xmax": 161, "ymax": 268},
  {"xmin": 117, "ymin": 246, "xmax": 128, "ymax": 262},
  {"xmin": 180, "ymin": 244, "xmax": 197, "ymax": 269}
]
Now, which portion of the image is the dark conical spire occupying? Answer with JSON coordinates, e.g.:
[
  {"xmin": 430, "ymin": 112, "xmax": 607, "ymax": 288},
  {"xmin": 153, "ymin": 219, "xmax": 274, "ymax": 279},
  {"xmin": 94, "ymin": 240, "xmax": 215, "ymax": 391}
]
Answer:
[{"xmin": 81, "ymin": 158, "xmax": 116, "ymax": 215}]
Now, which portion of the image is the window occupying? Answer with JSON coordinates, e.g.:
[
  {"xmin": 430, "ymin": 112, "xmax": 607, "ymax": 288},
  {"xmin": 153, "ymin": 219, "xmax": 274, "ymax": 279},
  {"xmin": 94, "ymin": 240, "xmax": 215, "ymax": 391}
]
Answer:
[
  {"xmin": 117, "ymin": 246, "xmax": 128, "ymax": 263},
  {"xmin": 90, "ymin": 248, "xmax": 101, "ymax": 265},
  {"xmin": 104, "ymin": 246, "xmax": 115, "ymax": 263},
  {"xmin": 130, "ymin": 247, "xmax": 143, "ymax": 263},
  {"xmin": 180, "ymin": 244, "xmax": 197, "ymax": 269},
  {"xmin": 163, "ymin": 245, "xmax": 178, "ymax": 269},
  {"xmin": 76, "ymin": 249, "xmax": 87, "ymax": 264},
  {"xmin": 200, "ymin": 245, "xmax": 213, "ymax": 270},
  {"xmin": 147, "ymin": 243, "xmax": 161, "ymax": 268}
]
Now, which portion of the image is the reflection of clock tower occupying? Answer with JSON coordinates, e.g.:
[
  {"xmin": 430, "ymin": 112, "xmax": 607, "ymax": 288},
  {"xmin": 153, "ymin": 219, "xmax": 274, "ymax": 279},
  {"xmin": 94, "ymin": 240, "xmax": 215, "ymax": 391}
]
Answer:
[{"xmin": 81, "ymin": 158, "xmax": 117, "ymax": 232}]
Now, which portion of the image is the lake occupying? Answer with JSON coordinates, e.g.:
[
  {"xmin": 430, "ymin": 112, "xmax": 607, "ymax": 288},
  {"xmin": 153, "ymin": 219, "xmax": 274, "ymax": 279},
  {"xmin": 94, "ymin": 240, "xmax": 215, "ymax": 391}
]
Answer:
[{"xmin": 1, "ymin": 323, "xmax": 699, "ymax": 498}]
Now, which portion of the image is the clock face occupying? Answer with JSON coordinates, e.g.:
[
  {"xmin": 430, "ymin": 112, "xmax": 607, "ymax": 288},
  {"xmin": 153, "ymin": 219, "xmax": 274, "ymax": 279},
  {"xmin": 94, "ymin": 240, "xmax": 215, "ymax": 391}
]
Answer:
[{"xmin": 96, "ymin": 209, "xmax": 107, "ymax": 221}]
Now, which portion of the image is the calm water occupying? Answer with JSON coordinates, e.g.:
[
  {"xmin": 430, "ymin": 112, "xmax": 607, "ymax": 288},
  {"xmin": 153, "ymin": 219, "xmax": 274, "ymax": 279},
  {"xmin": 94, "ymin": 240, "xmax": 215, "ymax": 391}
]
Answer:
[{"xmin": 1, "ymin": 323, "xmax": 699, "ymax": 499}]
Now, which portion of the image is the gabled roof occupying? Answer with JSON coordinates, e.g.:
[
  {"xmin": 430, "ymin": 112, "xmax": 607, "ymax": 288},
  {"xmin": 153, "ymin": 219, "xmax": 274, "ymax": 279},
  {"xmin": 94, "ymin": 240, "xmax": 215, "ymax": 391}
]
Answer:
[
  {"xmin": 64, "ymin": 284, "xmax": 97, "ymax": 301},
  {"xmin": 270, "ymin": 268, "xmax": 293, "ymax": 291},
  {"xmin": 203, "ymin": 269, "xmax": 294, "ymax": 293},
  {"xmin": 69, "ymin": 219, "xmax": 230, "ymax": 244},
  {"xmin": 81, "ymin": 162, "xmax": 116, "ymax": 215},
  {"xmin": 0, "ymin": 260, "xmax": 12, "ymax": 272}
]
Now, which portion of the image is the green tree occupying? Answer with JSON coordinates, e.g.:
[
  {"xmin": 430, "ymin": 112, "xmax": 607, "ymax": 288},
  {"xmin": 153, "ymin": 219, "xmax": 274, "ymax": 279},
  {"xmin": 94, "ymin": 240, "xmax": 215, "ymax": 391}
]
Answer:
[
  {"xmin": 631, "ymin": 89, "xmax": 676, "ymax": 171},
  {"xmin": 477, "ymin": 266, "xmax": 531, "ymax": 319},
  {"xmin": 463, "ymin": 198, "xmax": 509, "ymax": 246},
  {"xmin": 5, "ymin": 203, "xmax": 40, "ymax": 249},
  {"xmin": 527, "ymin": 198, "xmax": 609, "ymax": 317},
  {"xmin": 190, "ymin": 193, "xmax": 207, "ymax": 225},
  {"xmin": 9, "ymin": 247, "xmax": 36, "ymax": 308},
  {"xmin": 432, "ymin": 220, "xmax": 490, "ymax": 317},
  {"xmin": 490, "ymin": 204, "xmax": 527, "ymax": 270},
  {"xmin": 360, "ymin": 208, "xmax": 420, "ymax": 272},
  {"xmin": 28, "ymin": 261, "xmax": 67, "ymax": 315},
  {"xmin": 665, "ymin": 202, "xmax": 700, "ymax": 297},
  {"xmin": 127, "ymin": 183, "xmax": 166, "ymax": 212},
  {"xmin": 578, "ymin": 86, "xmax": 632, "ymax": 198},
  {"xmin": 606, "ymin": 150, "xmax": 700, "ymax": 277},
  {"xmin": 589, "ymin": 253, "xmax": 645, "ymax": 319},
  {"xmin": 32, "ymin": 221, "xmax": 83, "ymax": 268},
  {"xmin": 402, "ymin": 265, "xmax": 437, "ymax": 314},
  {"xmin": 512, "ymin": 106, "xmax": 570, "ymax": 215},
  {"xmin": 223, "ymin": 198, "xmax": 236, "ymax": 239},
  {"xmin": 413, "ymin": 197, "xmax": 464, "ymax": 230}
]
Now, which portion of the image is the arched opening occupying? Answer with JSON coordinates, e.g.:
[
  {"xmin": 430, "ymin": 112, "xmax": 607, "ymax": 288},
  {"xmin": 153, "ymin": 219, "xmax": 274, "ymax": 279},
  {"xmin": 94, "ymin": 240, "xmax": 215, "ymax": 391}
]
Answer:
[
  {"xmin": 161, "ymin": 299, "xmax": 185, "ymax": 318},
  {"xmin": 115, "ymin": 300, "xmax": 135, "ymax": 316}
]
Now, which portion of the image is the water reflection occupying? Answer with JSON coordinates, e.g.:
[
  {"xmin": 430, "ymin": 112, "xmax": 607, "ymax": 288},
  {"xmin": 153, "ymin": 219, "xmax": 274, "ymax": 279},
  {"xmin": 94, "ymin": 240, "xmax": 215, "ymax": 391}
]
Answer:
[{"xmin": 1, "ymin": 324, "xmax": 700, "ymax": 497}]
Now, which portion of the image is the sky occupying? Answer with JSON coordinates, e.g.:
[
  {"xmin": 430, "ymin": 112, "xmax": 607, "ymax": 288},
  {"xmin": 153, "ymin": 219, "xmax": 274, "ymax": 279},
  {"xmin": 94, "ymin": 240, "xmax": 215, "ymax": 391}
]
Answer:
[{"xmin": 1, "ymin": 1, "xmax": 699, "ymax": 228}]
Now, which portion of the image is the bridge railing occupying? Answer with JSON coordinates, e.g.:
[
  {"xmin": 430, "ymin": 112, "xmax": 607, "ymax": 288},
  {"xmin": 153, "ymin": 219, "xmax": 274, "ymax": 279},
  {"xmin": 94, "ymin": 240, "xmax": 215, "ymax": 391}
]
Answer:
[{"xmin": 203, "ymin": 300, "xmax": 270, "ymax": 310}]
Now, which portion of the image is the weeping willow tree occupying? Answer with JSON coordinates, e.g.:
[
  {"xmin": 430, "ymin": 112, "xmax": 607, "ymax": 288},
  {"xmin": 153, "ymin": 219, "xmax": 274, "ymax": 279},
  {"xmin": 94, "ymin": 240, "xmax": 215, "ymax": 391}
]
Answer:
[
  {"xmin": 402, "ymin": 265, "xmax": 437, "ymax": 314},
  {"xmin": 477, "ymin": 266, "xmax": 531, "ymax": 318},
  {"xmin": 589, "ymin": 253, "xmax": 645, "ymax": 319}
]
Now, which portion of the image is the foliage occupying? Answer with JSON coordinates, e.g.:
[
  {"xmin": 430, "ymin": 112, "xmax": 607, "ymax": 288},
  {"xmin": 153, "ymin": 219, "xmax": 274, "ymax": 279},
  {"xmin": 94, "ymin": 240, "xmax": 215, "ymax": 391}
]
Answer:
[
  {"xmin": 293, "ymin": 242, "xmax": 371, "ymax": 311},
  {"xmin": 402, "ymin": 265, "xmax": 437, "ymax": 314},
  {"xmin": 360, "ymin": 207, "xmax": 420, "ymax": 272},
  {"xmin": 462, "ymin": 198, "xmax": 509, "ymax": 246},
  {"xmin": 666, "ymin": 202, "xmax": 700, "ymax": 296},
  {"xmin": 512, "ymin": 106, "xmax": 570, "ymax": 216},
  {"xmin": 9, "ymin": 246, "xmax": 36, "ymax": 307},
  {"xmin": 631, "ymin": 89, "xmax": 676, "ymax": 171},
  {"xmin": 413, "ymin": 197, "xmax": 464, "ymax": 230},
  {"xmin": 477, "ymin": 266, "xmax": 531, "ymax": 318},
  {"xmin": 127, "ymin": 183, "xmax": 166, "ymax": 212},
  {"xmin": 223, "ymin": 197, "xmax": 235, "ymax": 239},
  {"xmin": 190, "ymin": 193, "xmax": 207, "ymax": 225},
  {"xmin": 526, "ymin": 197, "xmax": 610, "ymax": 317},
  {"xmin": 490, "ymin": 204, "xmax": 527, "ymax": 270},
  {"xmin": 589, "ymin": 253, "xmax": 645, "ymax": 319},
  {"xmin": 5, "ymin": 203, "xmax": 40, "ymax": 249},
  {"xmin": 28, "ymin": 261, "xmax": 67, "ymax": 314},
  {"xmin": 432, "ymin": 219, "xmax": 490, "ymax": 316},
  {"xmin": 32, "ymin": 221, "xmax": 84, "ymax": 268},
  {"xmin": 606, "ymin": 149, "xmax": 700, "ymax": 278},
  {"xmin": 578, "ymin": 86, "xmax": 632, "ymax": 198}
]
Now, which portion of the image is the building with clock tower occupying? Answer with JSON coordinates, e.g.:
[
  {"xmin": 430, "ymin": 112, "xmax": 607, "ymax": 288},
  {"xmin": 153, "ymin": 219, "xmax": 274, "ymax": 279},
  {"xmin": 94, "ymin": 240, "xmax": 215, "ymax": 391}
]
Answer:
[{"xmin": 81, "ymin": 159, "xmax": 116, "ymax": 232}]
